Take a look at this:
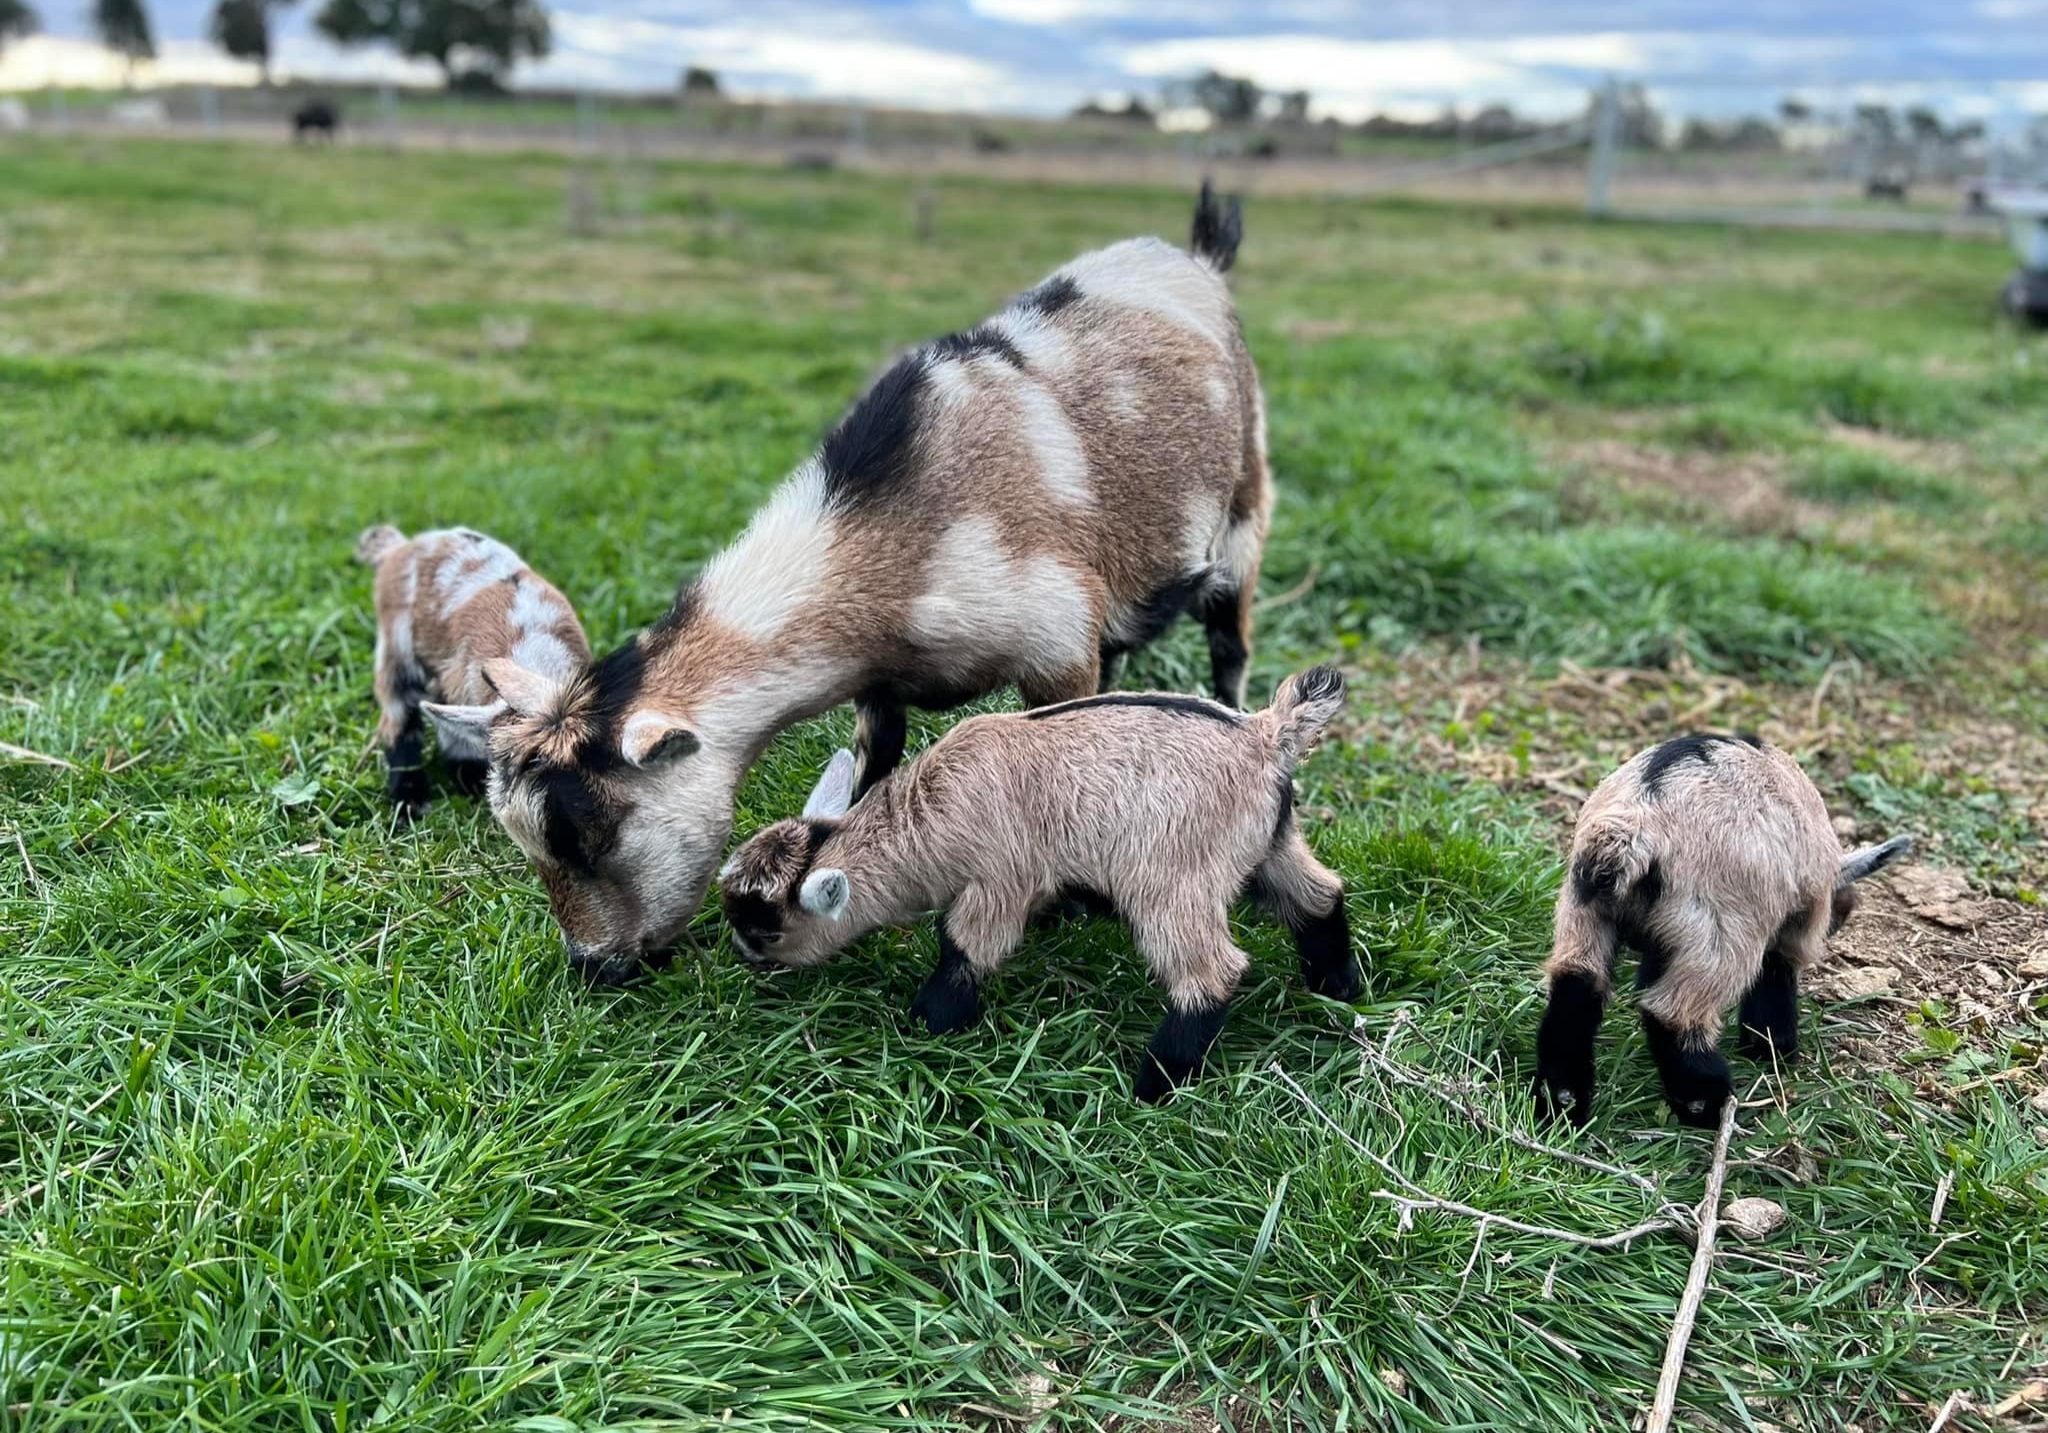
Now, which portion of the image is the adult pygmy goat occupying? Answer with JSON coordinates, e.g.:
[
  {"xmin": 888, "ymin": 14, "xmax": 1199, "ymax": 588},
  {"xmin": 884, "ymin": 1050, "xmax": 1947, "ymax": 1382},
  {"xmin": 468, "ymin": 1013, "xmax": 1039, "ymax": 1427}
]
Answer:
[
  {"xmin": 1535, "ymin": 733, "xmax": 1912, "ymax": 1128},
  {"xmin": 355, "ymin": 525, "xmax": 589, "ymax": 821},
  {"xmin": 428, "ymin": 185, "xmax": 1272, "ymax": 986},
  {"xmin": 720, "ymin": 667, "xmax": 1361, "ymax": 1101}
]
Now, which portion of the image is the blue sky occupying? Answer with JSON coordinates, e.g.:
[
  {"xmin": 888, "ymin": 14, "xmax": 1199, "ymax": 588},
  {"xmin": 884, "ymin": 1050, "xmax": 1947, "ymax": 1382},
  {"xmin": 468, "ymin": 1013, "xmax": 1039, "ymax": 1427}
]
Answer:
[{"xmin": 20, "ymin": 0, "xmax": 2048, "ymax": 121}]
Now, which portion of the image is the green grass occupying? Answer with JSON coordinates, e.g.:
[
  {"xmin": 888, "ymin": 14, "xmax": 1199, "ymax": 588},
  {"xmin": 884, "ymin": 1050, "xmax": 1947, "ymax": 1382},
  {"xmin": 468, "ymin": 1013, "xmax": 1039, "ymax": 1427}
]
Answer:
[{"xmin": 2, "ymin": 136, "xmax": 2045, "ymax": 1431}]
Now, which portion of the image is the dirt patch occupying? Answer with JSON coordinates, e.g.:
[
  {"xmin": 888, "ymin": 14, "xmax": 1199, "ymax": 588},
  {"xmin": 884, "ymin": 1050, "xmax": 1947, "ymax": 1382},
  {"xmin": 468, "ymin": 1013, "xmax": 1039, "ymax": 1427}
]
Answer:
[
  {"xmin": 1818, "ymin": 872, "xmax": 2048, "ymax": 1080},
  {"xmin": 1818, "ymin": 417, "xmax": 1973, "ymax": 477},
  {"xmin": 1548, "ymin": 437, "xmax": 1835, "ymax": 537}
]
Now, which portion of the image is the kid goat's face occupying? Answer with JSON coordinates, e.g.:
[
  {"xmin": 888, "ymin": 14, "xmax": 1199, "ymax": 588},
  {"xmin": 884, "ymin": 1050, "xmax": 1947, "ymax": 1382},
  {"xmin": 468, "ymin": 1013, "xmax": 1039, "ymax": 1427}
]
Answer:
[{"xmin": 719, "ymin": 749, "xmax": 860, "ymax": 971}]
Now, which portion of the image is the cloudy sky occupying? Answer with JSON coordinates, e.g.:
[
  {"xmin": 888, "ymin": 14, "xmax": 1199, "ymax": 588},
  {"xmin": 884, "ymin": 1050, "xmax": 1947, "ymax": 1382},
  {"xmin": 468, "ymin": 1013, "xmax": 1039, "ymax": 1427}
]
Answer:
[{"xmin": 9, "ymin": 0, "xmax": 2048, "ymax": 123}]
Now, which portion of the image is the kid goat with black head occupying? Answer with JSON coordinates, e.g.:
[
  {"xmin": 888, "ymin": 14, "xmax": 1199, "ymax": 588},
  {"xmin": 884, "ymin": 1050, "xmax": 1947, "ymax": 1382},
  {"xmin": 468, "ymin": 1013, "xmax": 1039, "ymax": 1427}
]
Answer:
[
  {"xmin": 428, "ymin": 186, "xmax": 1273, "ymax": 986},
  {"xmin": 720, "ymin": 667, "xmax": 1360, "ymax": 1100},
  {"xmin": 1534, "ymin": 733, "xmax": 1912, "ymax": 1128}
]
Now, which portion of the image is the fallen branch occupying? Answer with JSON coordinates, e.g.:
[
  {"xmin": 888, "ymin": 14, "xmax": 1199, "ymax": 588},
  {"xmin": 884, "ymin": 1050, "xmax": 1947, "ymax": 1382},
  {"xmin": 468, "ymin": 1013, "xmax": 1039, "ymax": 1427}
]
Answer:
[
  {"xmin": 1270, "ymin": 1062, "xmax": 1693, "ymax": 1252},
  {"xmin": 1926, "ymin": 1391, "xmax": 1970, "ymax": 1432},
  {"xmin": 1350, "ymin": 1020, "xmax": 1660, "ymax": 1194},
  {"xmin": 1644, "ymin": 1098, "xmax": 1740, "ymax": 1433}
]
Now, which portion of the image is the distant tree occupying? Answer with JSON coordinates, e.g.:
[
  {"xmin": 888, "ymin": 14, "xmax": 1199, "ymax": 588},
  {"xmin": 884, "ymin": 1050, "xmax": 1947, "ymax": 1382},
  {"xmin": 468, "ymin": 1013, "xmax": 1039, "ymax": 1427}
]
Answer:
[
  {"xmin": 1853, "ymin": 103, "xmax": 1896, "ymax": 144},
  {"xmin": 1073, "ymin": 96, "xmax": 1153, "ymax": 124},
  {"xmin": 0, "ymin": 0, "xmax": 37, "ymax": 45},
  {"xmin": 1950, "ymin": 119, "xmax": 1986, "ymax": 144},
  {"xmin": 1188, "ymin": 69, "xmax": 1259, "ymax": 125},
  {"xmin": 1275, "ymin": 88, "xmax": 1310, "ymax": 125},
  {"xmin": 94, "ymin": 0, "xmax": 155, "ymax": 64},
  {"xmin": 1613, "ymin": 83, "xmax": 1665, "ymax": 148},
  {"xmin": 680, "ymin": 64, "xmax": 719, "ymax": 97},
  {"xmin": 1777, "ymin": 97, "xmax": 1812, "ymax": 123},
  {"xmin": 315, "ymin": 0, "xmax": 549, "ymax": 88},
  {"xmin": 1903, "ymin": 106, "xmax": 1944, "ymax": 144},
  {"xmin": 211, "ymin": 0, "xmax": 291, "ymax": 82}
]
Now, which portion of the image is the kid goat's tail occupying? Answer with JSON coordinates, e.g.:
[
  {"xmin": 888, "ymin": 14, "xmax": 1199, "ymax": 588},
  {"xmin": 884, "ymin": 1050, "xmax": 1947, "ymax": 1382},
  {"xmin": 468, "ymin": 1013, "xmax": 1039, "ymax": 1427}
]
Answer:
[
  {"xmin": 1838, "ymin": 835, "xmax": 1914, "ymax": 887},
  {"xmin": 1263, "ymin": 664, "xmax": 1346, "ymax": 772},
  {"xmin": 354, "ymin": 524, "xmax": 406, "ymax": 566}
]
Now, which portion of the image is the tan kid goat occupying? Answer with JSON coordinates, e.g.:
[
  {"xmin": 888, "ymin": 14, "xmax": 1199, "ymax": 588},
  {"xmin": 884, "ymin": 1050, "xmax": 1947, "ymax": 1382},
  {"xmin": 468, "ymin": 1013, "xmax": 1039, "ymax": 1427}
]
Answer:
[
  {"xmin": 1534, "ymin": 733, "xmax": 1912, "ymax": 1128},
  {"xmin": 355, "ymin": 525, "xmax": 589, "ymax": 821},
  {"xmin": 719, "ymin": 667, "xmax": 1361, "ymax": 1100},
  {"xmin": 426, "ymin": 185, "xmax": 1274, "ymax": 984}
]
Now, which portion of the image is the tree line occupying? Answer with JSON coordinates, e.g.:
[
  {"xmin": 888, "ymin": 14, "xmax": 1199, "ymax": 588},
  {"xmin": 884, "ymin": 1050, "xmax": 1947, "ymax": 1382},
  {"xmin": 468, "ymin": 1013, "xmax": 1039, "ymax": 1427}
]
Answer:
[{"xmin": 0, "ymin": 0, "xmax": 550, "ymax": 88}]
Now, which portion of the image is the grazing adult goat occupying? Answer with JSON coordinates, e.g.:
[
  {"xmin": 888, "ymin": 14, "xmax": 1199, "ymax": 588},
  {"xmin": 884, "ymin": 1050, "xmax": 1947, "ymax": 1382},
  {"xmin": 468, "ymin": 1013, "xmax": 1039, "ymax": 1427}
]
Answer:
[
  {"xmin": 1534, "ymin": 733, "xmax": 1912, "ymax": 1127},
  {"xmin": 719, "ymin": 667, "xmax": 1360, "ymax": 1100},
  {"xmin": 429, "ymin": 185, "xmax": 1273, "ymax": 985},
  {"xmin": 356, "ymin": 525, "xmax": 589, "ymax": 821}
]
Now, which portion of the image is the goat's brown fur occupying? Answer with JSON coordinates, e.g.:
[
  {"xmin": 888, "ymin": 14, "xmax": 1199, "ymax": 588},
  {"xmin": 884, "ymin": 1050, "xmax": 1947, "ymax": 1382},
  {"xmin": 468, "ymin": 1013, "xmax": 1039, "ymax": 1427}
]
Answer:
[
  {"xmin": 720, "ymin": 667, "xmax": 1358, "ymax": 1100},
  {"xmin": 355, "ymin": 525, "xmax": 589, "ymax": 820},
  {"xmin": 433, "ymin": 191, "xmax": 1273, "ymax": 984}
]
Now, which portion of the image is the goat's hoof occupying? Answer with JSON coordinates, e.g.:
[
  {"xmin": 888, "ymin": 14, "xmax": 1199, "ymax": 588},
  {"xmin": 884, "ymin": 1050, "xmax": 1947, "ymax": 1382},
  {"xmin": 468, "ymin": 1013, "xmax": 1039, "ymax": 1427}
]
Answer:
[
  {"xmin": 1533, "ymin": 1073, "xmax": 1593, "ymax": 1128},
  {"xmin": 1306, "ymin": 960, "xmax": 1363, "ymax": 1002},
  {"xmin": 911, "ymin": 976, "xmax": 980, "ymax": 1035},
  {"xmin": 1134, "ymin": 1056, "xmax": 1200, "ymax": 1104}
]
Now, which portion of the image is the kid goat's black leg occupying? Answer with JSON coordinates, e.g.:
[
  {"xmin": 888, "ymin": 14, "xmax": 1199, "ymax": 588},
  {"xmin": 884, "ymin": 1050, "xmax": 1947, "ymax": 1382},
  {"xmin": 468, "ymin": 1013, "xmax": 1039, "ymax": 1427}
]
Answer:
[
  {"xmin": 1638, "ymin": 947, "xmax": 1732, "ymax": 1129},
  {"xmin": 1534, "ymin": 972, "xmax": 1607, "ymax": 1127},
  {"xmin": 1196, "ymin": 585, "xmax": 1251, "ymax": 709},
  {"xmin": 1136, "ymin": 998, "xmax": 1232, "ymax": 1104},
  {"xmin": 910, "ymin": 920, "xmax": 983, "ymax": 1036},
  {"xmin": 1738, "ymin": 947, "xmax": 1800, "ymax": 1063},
  {"xmin": 384, "ymin": 710, "xmax": 430, "ymax": 823}
]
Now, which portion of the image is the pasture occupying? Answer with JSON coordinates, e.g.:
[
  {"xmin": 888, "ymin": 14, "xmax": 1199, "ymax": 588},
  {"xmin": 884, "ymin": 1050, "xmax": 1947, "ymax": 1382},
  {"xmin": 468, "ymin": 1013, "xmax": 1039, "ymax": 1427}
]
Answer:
[{"xmin": 2, "ymin": 134, "xmax": 2044, "ymax": 1430}]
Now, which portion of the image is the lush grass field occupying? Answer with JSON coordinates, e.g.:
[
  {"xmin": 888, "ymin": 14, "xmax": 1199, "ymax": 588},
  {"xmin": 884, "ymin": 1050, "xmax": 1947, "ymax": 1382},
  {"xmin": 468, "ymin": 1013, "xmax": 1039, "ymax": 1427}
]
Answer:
[{"xmin": 2, "ymin": 135, "xmax": 2044, "ymax": 1431}]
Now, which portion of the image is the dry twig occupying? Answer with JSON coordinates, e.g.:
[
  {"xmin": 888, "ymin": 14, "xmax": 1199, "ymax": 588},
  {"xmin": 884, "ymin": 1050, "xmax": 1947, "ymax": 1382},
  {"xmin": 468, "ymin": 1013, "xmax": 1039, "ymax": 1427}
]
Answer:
[
  {"xmin": 1270, "ymin": 1063, "xmax": 1693, "ymax": 1251},
  {"xmin": 0, "ymin": 740, "xmax": 74, "ymax": 770},
  {"xmin": 1644, "ymin": 1098, "xmax": 1740, "ymax": 1433},
  {"xmin": 1349, "ymin": 1020, "xmax": 1660, "ymax": 1193},
  {"xmin": 1929, "ymin": 1169, "xmax": 1955, "ymax": 1232}
]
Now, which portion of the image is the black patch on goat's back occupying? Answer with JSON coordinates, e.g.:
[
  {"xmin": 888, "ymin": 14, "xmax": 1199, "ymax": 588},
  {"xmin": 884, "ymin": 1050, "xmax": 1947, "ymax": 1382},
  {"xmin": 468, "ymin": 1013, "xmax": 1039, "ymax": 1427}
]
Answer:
[
  {"xmin": 820, "ymin": 354, "xmax": 929, "ymax": 508},
  {"xmin": 1640, "ymin": 732, "xmax": 1753, "ymax": 796},
  {"xmin": 1023, "ymin": 692, "xmax": 1240, "ymax": 724},
  {"xmin": 1018, "ymin": 274, "xmax": 1079, "ymax": 317},
  {"xmin": 932, "ymin": 326, "xmax": 1023, "ymax": 369}
]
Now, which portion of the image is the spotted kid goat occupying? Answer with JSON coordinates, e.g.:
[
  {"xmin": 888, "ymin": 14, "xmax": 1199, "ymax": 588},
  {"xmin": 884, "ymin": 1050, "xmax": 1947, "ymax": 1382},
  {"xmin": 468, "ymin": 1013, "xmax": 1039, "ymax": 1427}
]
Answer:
[
  {"xmin": 719, "ymin": 667, "xmax": 1360, "ymax": 1100},
  {"xmin": 427, "ymin": 185, "xmax": 1273, "ymax": 985},
  {"xmin": 1534, "ymin": 733, "xmax": 1912, "ymax": 1128},
  {"xmin": 356, "ymin": 525, "xmax": 589, "ymax": 821}
]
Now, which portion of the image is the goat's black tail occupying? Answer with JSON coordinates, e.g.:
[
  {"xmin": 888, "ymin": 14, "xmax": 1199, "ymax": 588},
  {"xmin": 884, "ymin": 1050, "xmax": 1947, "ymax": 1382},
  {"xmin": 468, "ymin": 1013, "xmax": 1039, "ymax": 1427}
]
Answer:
[{"xmin": 1190, "ymin": 179, "xmax": 1243, "ymax": 273}]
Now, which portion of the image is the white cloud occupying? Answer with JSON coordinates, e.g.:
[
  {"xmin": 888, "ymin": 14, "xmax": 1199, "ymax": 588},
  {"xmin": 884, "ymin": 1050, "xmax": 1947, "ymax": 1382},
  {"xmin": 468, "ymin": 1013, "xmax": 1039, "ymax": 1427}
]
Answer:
[
  {"xmin": 549, "ymin": 14, "xmax": 1020, "ymax": 106},
  {"xmin": 0, "ymin": 35, "xmax": 260, "ymax": 90},
  {"xmin": 970, "ymin": 0, "xmax": 1141, "ymax": 22}
]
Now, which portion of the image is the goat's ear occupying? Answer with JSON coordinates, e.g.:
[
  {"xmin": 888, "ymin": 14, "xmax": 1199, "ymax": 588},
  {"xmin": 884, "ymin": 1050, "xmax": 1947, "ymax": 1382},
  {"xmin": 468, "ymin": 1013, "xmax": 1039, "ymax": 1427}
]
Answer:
[
  {"xmin": 802, "ymin": 748, "xmax": 858, "ymax": 820},
  {"xmin": 620, "ymin": 710, "xmax": 699, "ymax": 768},
  {"xmin": 799, "ymin": 867, "xmax": 851, "ymax": 921},
  {"xmin": 421, "ymin": 700, "xmax": 505, "ymax": 752},
  {"xmin": 480, "ymin": 658, "xmax": 562, "ymax": 717}
]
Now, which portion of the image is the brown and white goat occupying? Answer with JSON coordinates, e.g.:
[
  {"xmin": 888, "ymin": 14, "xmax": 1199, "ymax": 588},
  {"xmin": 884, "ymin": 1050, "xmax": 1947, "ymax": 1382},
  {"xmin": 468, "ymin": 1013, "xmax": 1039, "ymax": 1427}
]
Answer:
[
  {"xmin": 355, "ymin": 524, "xmax": 589, "ymax": 820},
  {"xmin": 428, "ymin": 185, "xmax": 1273, "ymax": 985},
  {"xmin": 1534, "ymin": 733, "xmax": 1912, "ymax": 1128},
  {"xmin": 718, "ymin": 667, "xmax": 1360, "ymax": 1101}
]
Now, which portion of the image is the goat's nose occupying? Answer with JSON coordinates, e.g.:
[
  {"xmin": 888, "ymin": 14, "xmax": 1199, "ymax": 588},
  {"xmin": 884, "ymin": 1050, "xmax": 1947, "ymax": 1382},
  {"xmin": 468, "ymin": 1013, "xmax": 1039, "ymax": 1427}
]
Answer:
[{"xmin": 565, "ymin": 940, "xmax": 643, "ymax": 989}]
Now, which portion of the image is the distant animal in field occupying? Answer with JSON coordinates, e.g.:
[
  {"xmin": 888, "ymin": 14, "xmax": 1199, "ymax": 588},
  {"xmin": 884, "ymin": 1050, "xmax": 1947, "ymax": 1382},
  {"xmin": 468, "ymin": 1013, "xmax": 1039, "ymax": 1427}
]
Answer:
[
  {"xmin": 354, "ymin": 525, "xmax": 588, "ymax": 823},
  {"xmin": 1534, "ymin": 733, "xmax": 1912, "ymax": 1128},
  {"xmin": 427, "ymin": 182, "xmax": 1270, "ymax": 986},
  {"xmin": 1864, "ymin": 174, "xmax": 1910, "ymax": 202},
  {"xmin": 293, "ymin": 100, "xmax": 339, "ymax": 143},
  {"xmin": 720, "ymin": 666, "xmax": 1360, "ymax": 1100}
]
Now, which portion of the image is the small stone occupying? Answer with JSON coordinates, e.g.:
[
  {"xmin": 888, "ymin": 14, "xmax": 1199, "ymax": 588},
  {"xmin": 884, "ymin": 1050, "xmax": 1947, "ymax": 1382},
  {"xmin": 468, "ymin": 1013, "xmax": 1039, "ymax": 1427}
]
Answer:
[
  {"xmin": 1828, "ymin": 965, "xmax": 1899, "ymax": 1000},
  {"xmin": 2029, "ymin": 1086, "xmax": 2048, "ymax": 1115},
  {"xmin": 1012, "ymin": 1372, "xmax": 1055, "ymax": 1417},
  {"xmin": 1832, "ymin": 814, "xmax": 1859, "ymax": 838},
  {"xmin": 2017, "ymin": 947, "xmax": 2048, "ymax": 979},
  {"xmin": 1889, "ymin": 864, "xmax": 1997, "ymax": 931},
  {"xmin": 1722, "ymin": 1196, "xmax": 1789, "ymax": 1241},
  {"xmin": 1378, "ymin": 1368, "xmax": 1409, "ymax": 1398}
]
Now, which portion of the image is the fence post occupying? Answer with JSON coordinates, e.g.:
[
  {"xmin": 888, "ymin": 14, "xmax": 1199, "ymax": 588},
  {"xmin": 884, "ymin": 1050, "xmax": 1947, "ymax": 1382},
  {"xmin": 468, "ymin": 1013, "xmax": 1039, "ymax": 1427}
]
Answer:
[
  {"xmin": 199, "ymin": 85, "xmax": 220, "ymax": 133},
  {"xmin": 379, "ymin": 82, "xmax": 398, "ymax": 147},
  {"xmin": 1586, "ymin": 76, "xmax": 1621, "ymax": 216},
  {"xmin": 578, "ymin": 89, "xmax": 597, "ymax": 152}
]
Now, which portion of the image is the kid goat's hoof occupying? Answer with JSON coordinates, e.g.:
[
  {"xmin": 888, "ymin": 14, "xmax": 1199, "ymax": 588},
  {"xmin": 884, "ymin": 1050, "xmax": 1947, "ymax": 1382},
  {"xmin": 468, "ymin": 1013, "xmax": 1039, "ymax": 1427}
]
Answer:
[
  {"xmin": 910, "ymin": 975, "xmax": 981, "ymax": 1035},
  {"xmin": 1533, "ymin": 1070, "xmax": 1593, "ymax": 1128},
  {"xmin": 1133, "ymin": 1056, "xmax": 1197, "ymax": 1104}
]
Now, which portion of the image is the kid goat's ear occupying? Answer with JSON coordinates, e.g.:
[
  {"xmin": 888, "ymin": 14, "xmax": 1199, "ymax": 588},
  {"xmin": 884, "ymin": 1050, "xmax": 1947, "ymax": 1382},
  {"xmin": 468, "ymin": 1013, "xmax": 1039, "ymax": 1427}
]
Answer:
[
  {"xmin": 620, "ymin": 710, "xmax": 700, "ymax": 768},
  {"xmin": 420, "ymin": 700, "xmax": 505, "ymax": 751},
  {"xmin": 480, "ymin": 658, "xmax": 562, "ymax": 717},
  {"xmin": 799, "ymin": 867, "xmax": 851, "ymax": 921},
  {"xmin": 802, "ymin": 748, "xmax": 858, "ymax": 821}
]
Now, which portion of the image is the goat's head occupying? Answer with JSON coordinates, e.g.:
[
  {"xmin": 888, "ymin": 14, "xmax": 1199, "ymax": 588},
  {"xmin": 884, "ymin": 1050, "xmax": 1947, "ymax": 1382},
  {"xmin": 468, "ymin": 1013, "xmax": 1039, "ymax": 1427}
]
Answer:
[
  {"xmin": 425, "ymin": 642, "xmax": 741, "ymax": 986},
  {"xmin": 718, "ymin": 749, "xmax": 861, "ymax": 971}
]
